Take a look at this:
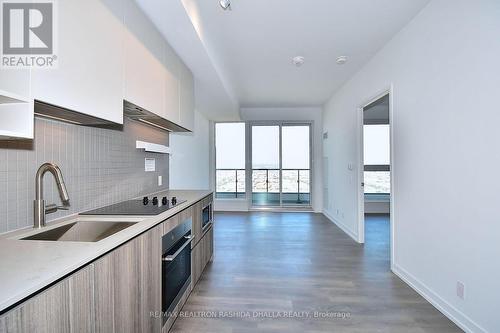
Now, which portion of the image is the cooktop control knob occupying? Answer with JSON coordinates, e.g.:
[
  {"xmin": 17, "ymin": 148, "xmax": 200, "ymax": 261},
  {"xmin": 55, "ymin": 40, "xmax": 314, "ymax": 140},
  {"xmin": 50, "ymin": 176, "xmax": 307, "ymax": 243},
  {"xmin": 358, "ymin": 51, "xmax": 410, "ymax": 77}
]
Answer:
[
  {"xmin": 142, "ymin": 197, "xmax": 149, "ymax": 205},
  {"xmin": 162, "ymin": 196, "xmax": 168, "ymax": 205},
  {"xmin": 171, "ymin": 197, "xmax": 177, "ymax": 205},
  {"xmin": 152, "ymin": 197, "xmax": 158, "ymax": 205}
]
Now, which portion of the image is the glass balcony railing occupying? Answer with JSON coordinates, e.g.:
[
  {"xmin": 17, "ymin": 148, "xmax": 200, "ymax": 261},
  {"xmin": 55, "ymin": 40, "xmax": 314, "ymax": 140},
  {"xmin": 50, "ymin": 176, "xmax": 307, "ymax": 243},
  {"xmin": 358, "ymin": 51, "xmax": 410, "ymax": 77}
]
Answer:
[
  {"xmin": 364, "ymin": 171, "xmax": 390, "ymax": 194},
  {"xmin": 215, "ymin": 169, "xmax": 246, "ymax": 198},
  {"xmin": 216, "ymin": 169, "xmax": 311, "ymax": 206},
  {"xmin": 363, "ymin": 165, "xmax": 390, "ymax": 194}
]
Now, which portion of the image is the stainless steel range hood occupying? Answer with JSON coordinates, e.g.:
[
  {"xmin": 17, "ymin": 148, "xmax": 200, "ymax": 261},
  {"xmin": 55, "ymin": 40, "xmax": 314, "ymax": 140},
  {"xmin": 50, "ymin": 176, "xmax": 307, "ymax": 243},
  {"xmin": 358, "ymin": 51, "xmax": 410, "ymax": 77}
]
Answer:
[
  {"xmin": 123, "ymin": 100, "xmax": 190, "ymax": 133},
  {"xmin": 34, "ymin": 100, "xmax": 121, "ymax": 128},
  {"xmin": 34, "ymin": 100, "xmax": 191, "ymax": 133}
]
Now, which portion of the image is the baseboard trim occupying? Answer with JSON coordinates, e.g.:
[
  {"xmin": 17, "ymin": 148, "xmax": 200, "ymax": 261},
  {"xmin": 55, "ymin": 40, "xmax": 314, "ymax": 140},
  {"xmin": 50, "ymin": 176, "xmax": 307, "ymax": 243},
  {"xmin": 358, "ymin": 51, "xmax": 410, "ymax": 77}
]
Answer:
[
  {"xmin": 322, "ymin": 210, "xmax": 359, "ymax": 242},
  {"xmin": 392, "ymin": 264, "xmax": 486, "ymax": 333}
]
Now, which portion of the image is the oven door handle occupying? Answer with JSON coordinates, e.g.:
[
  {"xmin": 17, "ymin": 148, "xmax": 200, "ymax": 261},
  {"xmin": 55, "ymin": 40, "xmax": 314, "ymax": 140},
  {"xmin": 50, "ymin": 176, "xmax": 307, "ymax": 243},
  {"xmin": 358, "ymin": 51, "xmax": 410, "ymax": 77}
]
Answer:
[
  {"xmin": 162, "ymin": 235, "xmax": 194, "ymax": 262},
  {"xmin": 202, "ymin": 221, "xmax": 213, "ymax": 232}
]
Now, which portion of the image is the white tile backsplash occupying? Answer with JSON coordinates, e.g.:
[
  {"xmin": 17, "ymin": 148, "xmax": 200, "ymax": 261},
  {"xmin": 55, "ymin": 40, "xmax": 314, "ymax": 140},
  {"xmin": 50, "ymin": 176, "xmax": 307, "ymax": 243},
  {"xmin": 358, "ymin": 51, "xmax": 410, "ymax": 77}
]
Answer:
[{"xmin": 0, "ymin": 117, "xmax": 169, "ymax": 233}]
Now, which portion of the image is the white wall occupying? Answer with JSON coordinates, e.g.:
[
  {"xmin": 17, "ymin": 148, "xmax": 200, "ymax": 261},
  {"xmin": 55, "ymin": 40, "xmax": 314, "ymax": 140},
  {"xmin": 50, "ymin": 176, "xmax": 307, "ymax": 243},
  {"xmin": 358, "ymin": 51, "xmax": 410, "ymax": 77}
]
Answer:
[
  {"xmin": 169, "ymin": 110, "xmax": 210, "ymax": 189},
  {"xmin": 240, "ymin": 107, "xmax": 323, "ymax": 212},
  {"xmin": 322, "ymin": 0, "xmax": 500, "ymax": 332}
]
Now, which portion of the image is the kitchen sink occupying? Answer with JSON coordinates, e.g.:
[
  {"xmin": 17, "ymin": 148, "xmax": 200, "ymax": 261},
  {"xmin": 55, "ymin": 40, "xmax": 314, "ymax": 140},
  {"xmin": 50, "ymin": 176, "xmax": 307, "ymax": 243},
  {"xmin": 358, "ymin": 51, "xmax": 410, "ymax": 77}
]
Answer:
[{"xmin": 21, "ymin": 221, "xmax": 137, "ymax": 242}]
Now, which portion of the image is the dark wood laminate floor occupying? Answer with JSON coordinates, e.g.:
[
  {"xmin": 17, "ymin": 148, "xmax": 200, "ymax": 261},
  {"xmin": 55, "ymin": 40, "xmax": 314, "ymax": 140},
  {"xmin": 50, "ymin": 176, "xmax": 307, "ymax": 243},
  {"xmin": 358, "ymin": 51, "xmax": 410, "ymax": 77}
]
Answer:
[{"xmin": 171, "ymin": 212, "xmax": 461, "ymax": 333}]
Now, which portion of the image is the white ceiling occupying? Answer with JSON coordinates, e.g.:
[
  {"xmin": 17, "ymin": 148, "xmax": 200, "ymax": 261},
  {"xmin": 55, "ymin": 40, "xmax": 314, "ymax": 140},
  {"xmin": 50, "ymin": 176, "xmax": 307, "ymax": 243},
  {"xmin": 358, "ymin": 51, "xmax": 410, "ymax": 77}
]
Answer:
[
  {"xmin": 137, "ymin": 0, "xmax": 431, "ymax": 119},
  {"xmin": 136, "ymin": 0, "xmax": 240, "ymax": 121}
]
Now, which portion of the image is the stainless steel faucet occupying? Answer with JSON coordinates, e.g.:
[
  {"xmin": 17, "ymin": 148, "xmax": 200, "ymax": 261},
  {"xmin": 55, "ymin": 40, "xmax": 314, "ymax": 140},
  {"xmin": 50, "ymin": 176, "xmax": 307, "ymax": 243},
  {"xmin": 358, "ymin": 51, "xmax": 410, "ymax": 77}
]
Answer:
[{"xmin": 34, "ymin": 163, "xmax": 70, "ymax": 228}]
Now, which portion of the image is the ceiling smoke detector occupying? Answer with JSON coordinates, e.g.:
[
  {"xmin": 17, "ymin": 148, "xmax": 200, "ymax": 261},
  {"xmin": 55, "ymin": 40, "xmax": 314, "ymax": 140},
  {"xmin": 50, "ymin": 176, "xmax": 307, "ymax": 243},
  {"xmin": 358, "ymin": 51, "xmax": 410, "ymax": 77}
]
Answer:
[
  {"xmin": 336, "ymin": 56, "xmax": 348, "ymax": 65},
  {"xmin": 292, "ymin": 56, "xmax": 305, "ymax": 67},
  {"xmin": 219, "ymin": 0, "xmax": 231, "ymax": 10}
]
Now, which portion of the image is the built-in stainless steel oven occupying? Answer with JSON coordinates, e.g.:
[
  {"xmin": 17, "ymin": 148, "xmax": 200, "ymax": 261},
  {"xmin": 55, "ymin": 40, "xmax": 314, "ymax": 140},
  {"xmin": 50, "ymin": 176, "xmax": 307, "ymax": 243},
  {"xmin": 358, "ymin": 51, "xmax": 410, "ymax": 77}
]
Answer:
[
  {"xmin": 161, "ymin": 218, "xmax": 193, "ymax": 323},
  {"xmin": 201, "ymin": 203, "xmax": 213, "ymax": 231}
]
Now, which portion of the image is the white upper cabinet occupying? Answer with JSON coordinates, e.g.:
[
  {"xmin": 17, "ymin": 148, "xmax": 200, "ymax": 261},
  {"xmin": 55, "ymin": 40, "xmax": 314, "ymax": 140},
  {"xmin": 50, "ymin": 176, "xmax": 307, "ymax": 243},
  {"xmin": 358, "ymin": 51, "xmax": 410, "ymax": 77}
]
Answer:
[
  {"xmin": 0, "ymin": 69, "xmax": 30, "ymax": 102},
  {"xmin": 123, "ymin": 0, "xmax": 193, "ymax": 132},
  {"xmin": 123, "ymin": 0, "xmax": 166, "ymax": 119},
  {"xmin": 0, "ymin": 0, "xmax": 194, "ymax": 136},
  {"xmin": 0, "ymin": 66, "xmax": 33, "ymax": 139},
  {"xmin": 178, "ymin": 61, "xmax": 195, "ymax": 131},
  {"xmin": 30, "ymin": 0, "xmax": 124, "ymax": 124},
  {"xmin": 163, "ymin": 43, "xmax": 181, "ymax": 126}
]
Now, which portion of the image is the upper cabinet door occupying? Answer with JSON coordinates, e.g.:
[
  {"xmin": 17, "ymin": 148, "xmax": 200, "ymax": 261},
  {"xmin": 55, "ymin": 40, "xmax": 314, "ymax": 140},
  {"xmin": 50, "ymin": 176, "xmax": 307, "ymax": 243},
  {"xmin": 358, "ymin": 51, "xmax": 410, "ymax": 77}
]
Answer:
[
  {"xmin": 179, "ymin": 62, "xmax": 195, "ymax": 131},
  {"xmin": 163, "ymin": 43, "xmax": 180, "ymax": 125},
  {"xmin": 0, "ymin": 68, "xmax": 30, "ymax": 102},
  {"xmin": 0, "ymin": 68, "xmax": 33, "ymax": 140},
  {"xmin": 123, "ymin": 0, "xmax": 166, "ymax": 119},
  {"xmin": 31, "ymin": 0, "xmax": 124, "ymax": 124}
]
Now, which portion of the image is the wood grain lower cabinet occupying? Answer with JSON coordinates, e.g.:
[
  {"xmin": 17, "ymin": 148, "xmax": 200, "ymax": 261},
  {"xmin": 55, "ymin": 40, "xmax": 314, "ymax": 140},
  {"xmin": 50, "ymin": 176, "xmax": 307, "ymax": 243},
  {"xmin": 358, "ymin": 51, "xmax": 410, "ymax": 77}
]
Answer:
[
  {"xmin": 205, "ymin": 226, "xmax": 214, "ymax": 263},
  {"xmin": 0, "ymin": 196, "xmax": 213, "ymax": 333},
  {"xmin": 163, "ymin": 206, "xmax": 193, "ymax": 236},
  {"xmin": 192, "ymin": 194, "xmax": 213, "ymax": 248},
  {"xmin": 191, "ymin": 201, "xmax": 202, "ymax": 246},
  {"xmin": 191, "ymin": 224, "xmax": 214, "ymax": 288},
  {"xmin": 191, "ymin": 240, "xmax": 203, "ymax": 287},
  {"xmin": 93, "ymin": 225, "xmax": 162, "ymax": 333},
  {"xmin": 202, "ymin": 226, "xmax": 214, "ymax": 267},
  {"xmin": 0, "ymin": 265, "xmax": 95, "ymax": 333}
]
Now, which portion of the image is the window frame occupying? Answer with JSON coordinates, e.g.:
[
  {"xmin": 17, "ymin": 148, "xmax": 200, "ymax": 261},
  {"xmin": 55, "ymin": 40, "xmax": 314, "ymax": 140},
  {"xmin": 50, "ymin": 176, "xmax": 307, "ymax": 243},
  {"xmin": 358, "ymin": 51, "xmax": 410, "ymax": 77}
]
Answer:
[
  {"xmin": 214, "ymin": 121, "xmax": 247, "ymax": 200},
  {"xmin": 363, "ymin": 123, "xmax": 390, "ymax": 195}
]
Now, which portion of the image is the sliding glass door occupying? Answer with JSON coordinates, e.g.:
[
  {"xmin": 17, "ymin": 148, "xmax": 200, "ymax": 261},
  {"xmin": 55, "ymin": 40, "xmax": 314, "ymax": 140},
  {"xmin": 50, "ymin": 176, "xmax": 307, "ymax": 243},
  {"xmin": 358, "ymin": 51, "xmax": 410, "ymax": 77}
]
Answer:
[
  {"xmin": 251, "ymin": 125, "xmax": 280, "ymax": 206},
  {"xmin": 250, "ymin": 123, "xmax": 311, "ymax": 208},
  {"xmin": 281, "ymin": 125, "xmax": 310, "ymax": 205}
]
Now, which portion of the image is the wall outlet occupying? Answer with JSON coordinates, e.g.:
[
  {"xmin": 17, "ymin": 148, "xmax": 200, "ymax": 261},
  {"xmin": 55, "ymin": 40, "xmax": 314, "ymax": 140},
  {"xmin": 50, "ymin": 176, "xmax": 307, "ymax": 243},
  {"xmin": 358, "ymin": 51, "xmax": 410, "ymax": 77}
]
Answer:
[
  {"xmin": 158, "ymin": 175, "xmax": 162, "ymax": 186},
  {"xmin": 456, "ymin": 281, "xmax": 465, "ymax": 300}
]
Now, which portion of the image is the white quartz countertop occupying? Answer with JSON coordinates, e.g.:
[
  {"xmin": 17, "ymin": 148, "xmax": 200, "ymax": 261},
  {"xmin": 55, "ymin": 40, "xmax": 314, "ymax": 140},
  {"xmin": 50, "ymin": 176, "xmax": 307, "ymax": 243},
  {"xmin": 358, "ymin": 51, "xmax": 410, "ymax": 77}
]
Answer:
[{"xmin": 0, "ymin": 189, "xmax": 212, "ymax": 313}]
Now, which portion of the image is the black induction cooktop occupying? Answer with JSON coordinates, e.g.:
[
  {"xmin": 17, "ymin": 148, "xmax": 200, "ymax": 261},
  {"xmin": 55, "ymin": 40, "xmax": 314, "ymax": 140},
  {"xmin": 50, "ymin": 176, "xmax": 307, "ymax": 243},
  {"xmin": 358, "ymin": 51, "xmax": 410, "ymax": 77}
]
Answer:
[{"xmin": 80, "ymin": 198, "xmax": 186, "ymax": 216}]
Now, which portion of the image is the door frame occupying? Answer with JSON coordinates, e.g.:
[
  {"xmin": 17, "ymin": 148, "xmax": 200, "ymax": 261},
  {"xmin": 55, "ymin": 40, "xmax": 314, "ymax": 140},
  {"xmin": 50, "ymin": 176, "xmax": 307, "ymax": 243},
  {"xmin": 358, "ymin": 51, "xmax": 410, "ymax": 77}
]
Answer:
[
  {"xmin": 357, "ymin": 84, "xmax": 395, "ymax": 269},
  {"xmin": 248, "ymin": 120, "xmax": 313, "ymax": 210}
]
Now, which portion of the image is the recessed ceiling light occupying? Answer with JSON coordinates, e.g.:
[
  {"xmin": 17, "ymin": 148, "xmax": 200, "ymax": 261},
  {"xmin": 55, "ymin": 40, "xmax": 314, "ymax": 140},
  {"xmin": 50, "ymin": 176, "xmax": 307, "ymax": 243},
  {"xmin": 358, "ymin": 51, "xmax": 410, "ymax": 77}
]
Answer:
[
  {"xmin": 292, "ymin": 56, "xmax": 305, "ymax": 67},
  {"xmin": 219, "ymin": 0, "xmax": 231, "ymax": 10},
  {"xmin": 336, "ymin": 56, "xmax": 348, "ymax": 65}
]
